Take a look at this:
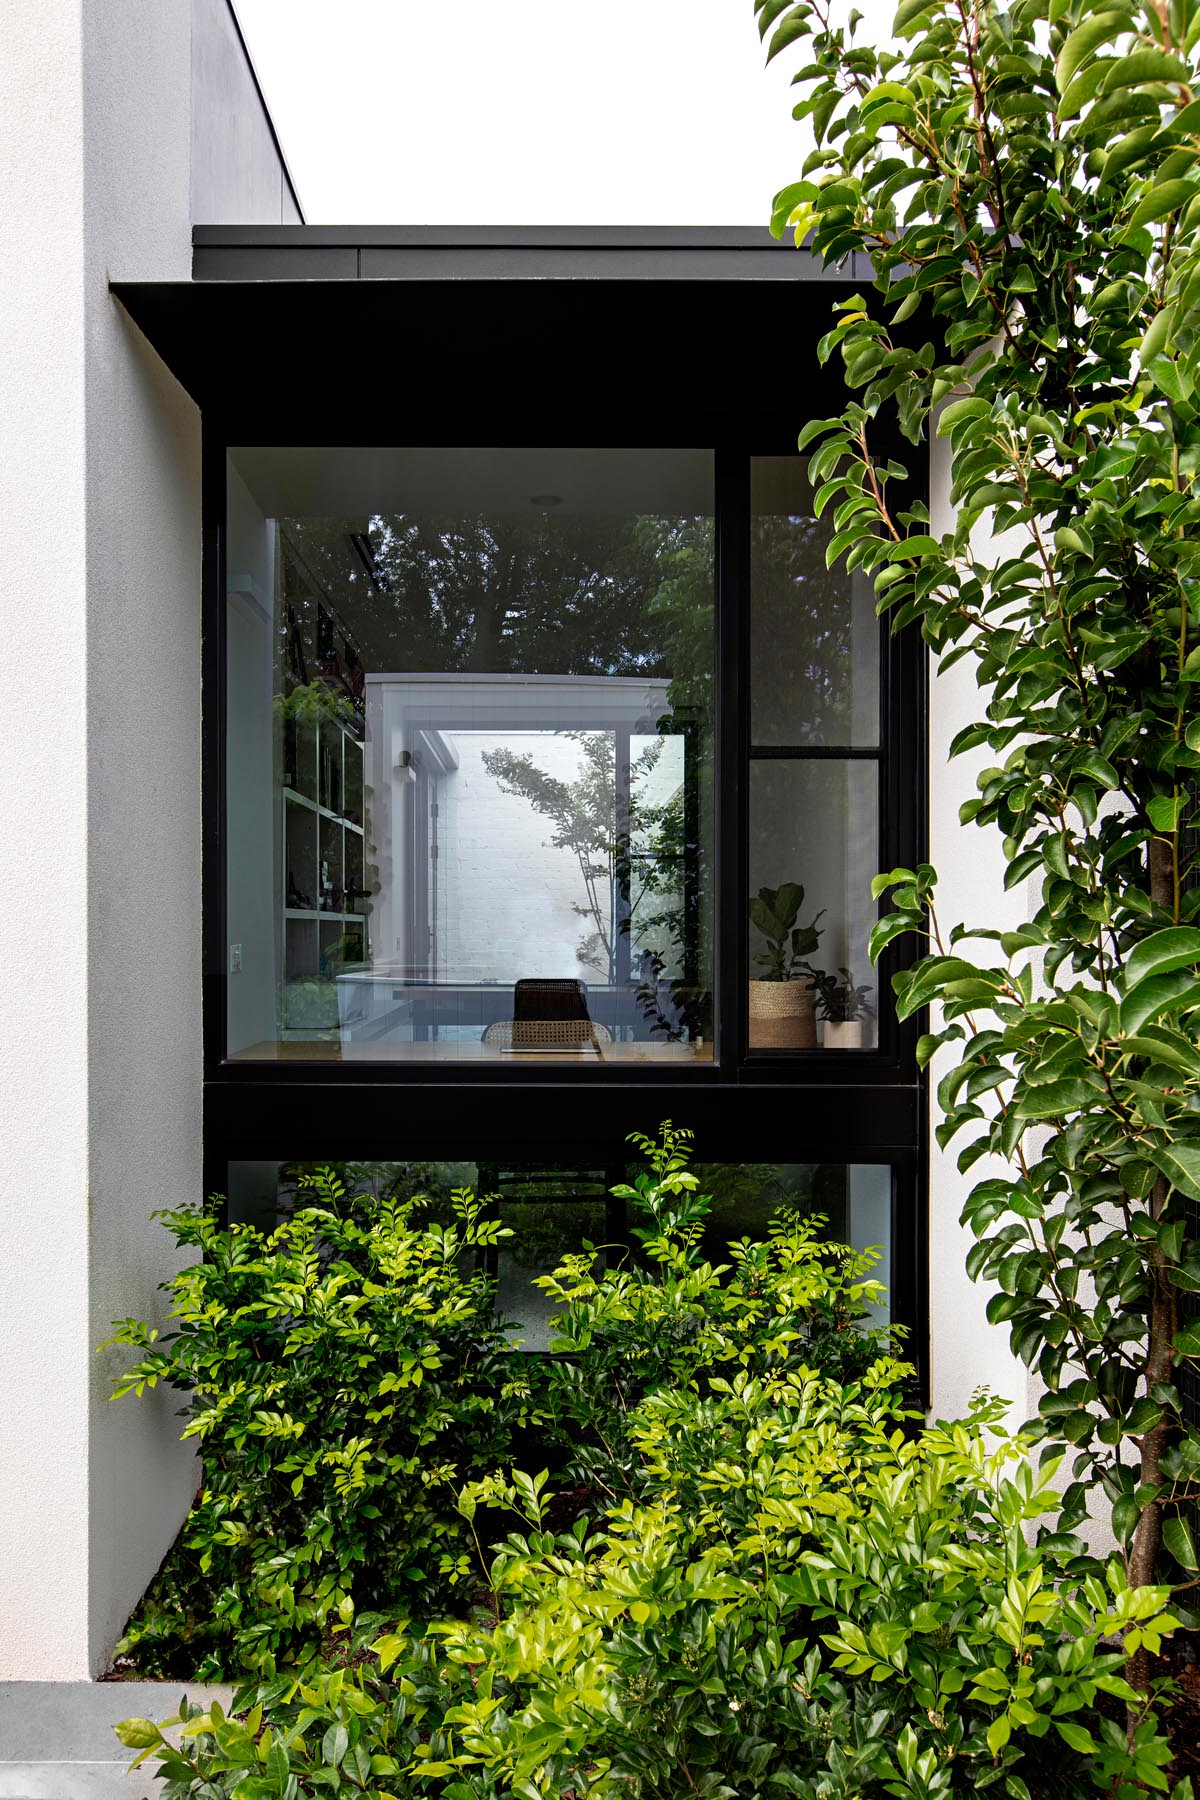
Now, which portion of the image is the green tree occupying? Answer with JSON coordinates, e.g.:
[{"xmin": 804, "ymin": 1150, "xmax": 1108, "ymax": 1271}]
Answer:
[{"xmin": 755, "ymin": 0, "xmax": 1200, "ymax": 1650}]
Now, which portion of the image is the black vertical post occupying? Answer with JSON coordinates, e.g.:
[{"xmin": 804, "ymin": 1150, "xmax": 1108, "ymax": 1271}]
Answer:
[
  {"xmin": 201, "ymin": 425, "xmax": 229, "ymax": 1081},
  {"xmin": 715, "ymin": 445, "xmax": 749, "ymax": 1070}
]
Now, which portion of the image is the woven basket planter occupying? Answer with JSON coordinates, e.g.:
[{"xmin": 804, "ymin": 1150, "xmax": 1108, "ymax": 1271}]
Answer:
[{"xmin": 748, "ymin": 980, "xmax": 817, "ymax": 1049}]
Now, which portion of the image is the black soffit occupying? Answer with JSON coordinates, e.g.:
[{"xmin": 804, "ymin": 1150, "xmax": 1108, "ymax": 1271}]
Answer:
[{"xmin": 111, "ymin": 226, "xmax": 869, "ymax": 417}]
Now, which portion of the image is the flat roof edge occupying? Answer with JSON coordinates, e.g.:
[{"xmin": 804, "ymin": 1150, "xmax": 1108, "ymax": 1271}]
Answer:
[
  {"xmin": 185, "ymin": 229, "xmax": 861, "ymax": 284},
  {"xmin": 191, "ymin": 225, "xmax": 798, "ymax": 249}
]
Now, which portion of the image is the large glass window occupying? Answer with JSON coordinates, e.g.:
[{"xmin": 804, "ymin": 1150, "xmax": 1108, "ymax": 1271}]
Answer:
[
  {"xmin": 225, "ymin": 448, "xmax": 715, "ymax": 1063},
  {"xmin": 747, "ymin": 457, "xmax": 881, "ymax": 1051}
]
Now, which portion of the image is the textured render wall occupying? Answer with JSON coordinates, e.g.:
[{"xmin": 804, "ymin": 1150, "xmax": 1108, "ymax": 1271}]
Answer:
[
  {"xmin": 0, "ymin": 0, "xmax": 93, "ymax": 1682},
  {"xmin": 926, "ymin": 431, "xmax": 1032, "ymax": 1426},
  {"xmin": 82, "ymin": 0, "xmax": 202, "ymax": 1678},
  {"xmin": 0, "ymin": 0, "xmax": 202, "ymax": 1678},
  {"xmin": 192, "ymin": 0, "xmax": 303, "ymax": 223}
]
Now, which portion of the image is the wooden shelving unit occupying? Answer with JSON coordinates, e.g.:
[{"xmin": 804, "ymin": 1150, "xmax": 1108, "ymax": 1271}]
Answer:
[{"xmin": 281, "ymin": 710, "xmax": 369, "ymax": 1035}]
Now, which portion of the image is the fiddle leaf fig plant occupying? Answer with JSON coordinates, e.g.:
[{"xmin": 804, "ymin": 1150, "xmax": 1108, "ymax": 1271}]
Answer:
[
  {"xmin": 749, "ymin": 881, "xmax": 825, "ymax": 980},
  {"xmin": 754, "ymin": 0, "xmax": 1200, "ymax": 1660}
]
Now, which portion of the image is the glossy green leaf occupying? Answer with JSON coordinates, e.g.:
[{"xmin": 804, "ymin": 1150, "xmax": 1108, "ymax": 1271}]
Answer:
[{"xmin": 1125, "ymin": 928, "xmax": 1200, "ymax": 990}]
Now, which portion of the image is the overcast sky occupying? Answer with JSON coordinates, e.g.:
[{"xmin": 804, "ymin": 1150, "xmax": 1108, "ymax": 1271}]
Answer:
[{"xmin": 230, "ymin": 0, "xmax": 815, "ymax": 226}]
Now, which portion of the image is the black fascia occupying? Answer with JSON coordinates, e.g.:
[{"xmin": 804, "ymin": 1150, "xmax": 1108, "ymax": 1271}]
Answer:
[
  {"xmin": 187, "ymin": 223, "xmax": 870, "ymax": 283},
  {"xmin": 205, "ymin": 1078, "xmax": 921, "ymax": 1166}
]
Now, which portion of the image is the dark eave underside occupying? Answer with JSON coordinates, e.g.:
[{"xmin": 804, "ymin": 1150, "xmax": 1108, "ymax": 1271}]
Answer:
[{"xmin": 113, "ymin": 230, "xmax": 864, "ymax": 425}]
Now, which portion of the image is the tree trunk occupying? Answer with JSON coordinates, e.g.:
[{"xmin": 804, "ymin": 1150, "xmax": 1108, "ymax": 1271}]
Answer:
[
  {"xmin": 1149, "ymin": 833, "xmax": 1174, "ymax": 915},
  {"xmin": 1123, "ymin": 840, "xmax": 1180, "ymax": 1707}
]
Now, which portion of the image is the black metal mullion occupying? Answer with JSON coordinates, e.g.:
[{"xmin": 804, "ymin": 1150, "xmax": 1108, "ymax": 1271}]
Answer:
[
  {"xmin": 714, "ymin": 443, "xmax": 748, "ymax": 1072},
  {"xmin": 201, "ymin": 428, "xmax": 230, "ymax": 1213}
]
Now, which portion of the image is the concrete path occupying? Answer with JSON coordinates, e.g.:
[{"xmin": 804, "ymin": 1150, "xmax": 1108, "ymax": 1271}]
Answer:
[{"xmin": 0, "ymin": 1684, "xmax": 233, "ymax": 1800}]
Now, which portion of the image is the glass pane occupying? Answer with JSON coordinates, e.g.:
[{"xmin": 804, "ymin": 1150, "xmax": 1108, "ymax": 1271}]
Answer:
[
  {"xmin": 226, "ymin": 1159, "xmax": 891, "ymax": 1331},
  {"xmin": 751, "ymin": 456, "xmax": 879, "ymax": 748},
  {"xmin": 748, "ymin": 760, "xmax": 879, "ymax": 1050},
  {"xmin": 225, "ymin": 448, "xmax": 715, "ymax": 1064}
]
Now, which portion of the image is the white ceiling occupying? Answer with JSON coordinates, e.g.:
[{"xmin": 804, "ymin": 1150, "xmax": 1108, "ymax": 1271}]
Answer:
[{"xmin": 230, "ymin": 444, "xmax": 715, "ymax": 519}]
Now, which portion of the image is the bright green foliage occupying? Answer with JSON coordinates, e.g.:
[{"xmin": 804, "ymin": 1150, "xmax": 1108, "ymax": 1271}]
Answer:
[
  {"xmin": 104, "ymin": 1133, "xmax": 891, "ymax": 1679},
  {"xmin": 121, "ymin": 1387, "xmax": 1183, "ymax": 1798},
  {"xmin": 533, "ymin": 1122, "xmax": 899, "ymax": 1498},
  {"xmin": 117, "ymin": 1134, "xmax": 1183, "ymax": 1795},
  {"xmin": 755, "ymin": 0, "xmax": 1200, "ymax": 1594},
  {"xmin": 102, "ymin": 1173, "xmax": 526, "ymax": 1676}
]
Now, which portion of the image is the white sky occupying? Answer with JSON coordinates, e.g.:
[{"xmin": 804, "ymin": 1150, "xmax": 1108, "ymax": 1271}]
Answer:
[{"xmin": 230, "ymin": 0, "xmax": 812, "ymax": 226}]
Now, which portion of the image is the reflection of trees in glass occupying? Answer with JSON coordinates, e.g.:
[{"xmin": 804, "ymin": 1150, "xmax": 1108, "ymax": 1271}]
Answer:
[
  {"xmin": 638, "ymin": 516, "xmax": 715, "ymax": 721},
  {"xmin": 502, "ymin": 1200, "xmax": 608, "ymax": 1275},
  {"xmin": 275, "ymin": 1160, "xmax": 475, "ymax": 1230},
  {"xmin": 279, "ymin": 514, "xmax": 684, "ymax": 679},
  {"xmin": 480, "ymin": 731, "xmax": 682, "ymax": 980},
  {"xmin": 691, "ymin": 1163, "xmax": 849, "ymax": 1262},
  {"xmin": 752, "ymin": 508, "xmax": 859, "ymax": 744}
]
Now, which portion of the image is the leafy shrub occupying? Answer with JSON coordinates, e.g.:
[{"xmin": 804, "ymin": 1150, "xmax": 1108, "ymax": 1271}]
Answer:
[
  {"xmin": 120, "ymin": 1383, "xmax": 1183, "ymax": 1798},
  {"xmin": 107, "ymin": 1131, "xmax": 894, "ymax": 1676},
  {"xmin": 116, "ymin": 1135, "xmax": 1184, "ymax": 1795},
  {"xmin": 533, "ymin": 1123, "xmax": 901, "ymax": 1500},
  {"xmin": 103, "ymin": 1172, "xmax": 526, "ymax": 1677}
]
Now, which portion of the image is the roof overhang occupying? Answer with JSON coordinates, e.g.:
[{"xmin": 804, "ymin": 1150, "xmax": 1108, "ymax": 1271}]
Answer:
[{"xmin": 113, "ymin": 227, "xmax": 868, "ymax": 431}]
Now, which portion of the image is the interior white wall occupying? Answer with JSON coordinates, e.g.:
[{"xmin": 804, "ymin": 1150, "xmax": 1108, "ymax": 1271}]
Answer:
[
  {"xmin": 226, "ymin": 465, "xmax": 279, "ymax": 1055},
  {"xmin": 848, "ymin": 1165, "xmax": 892, "ymax": 1331},
  {"xmin": 0, "ymin": 0, "xmax": 202, "ymax": 1678},
  {"xmin": 747, "ymin": 760, "xmax": 880, "ymax": 1041}
]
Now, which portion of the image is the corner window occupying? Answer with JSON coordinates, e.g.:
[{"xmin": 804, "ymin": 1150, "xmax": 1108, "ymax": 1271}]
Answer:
[
  {"xmin": 225, "ymin": 447, "xmax": 715, "ymax": 1063},
  {"xmin": 747, "ymin": 457, "xmax": 882, "ymax": 1051}
]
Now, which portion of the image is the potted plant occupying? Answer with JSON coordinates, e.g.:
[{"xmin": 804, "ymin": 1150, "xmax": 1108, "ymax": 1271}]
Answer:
[
  {"xmin": 748, "ymin": 883, "xmax": 824, "ymax": 1048},
  {"xmin": 805, "ymin": 967, "xmax": 874, "ymax": 1050}
]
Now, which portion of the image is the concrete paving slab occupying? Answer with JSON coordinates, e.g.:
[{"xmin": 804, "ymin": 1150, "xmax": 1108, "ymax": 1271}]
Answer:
[{"xmin": 0, "ymin": 1685, "xmax": 234, "ymax": 1800}]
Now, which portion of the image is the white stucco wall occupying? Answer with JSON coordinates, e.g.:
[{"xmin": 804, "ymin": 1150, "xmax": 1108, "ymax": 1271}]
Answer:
[
  {"xmin": 0, "ymin": 0, "xmax": 201, "ymax": 1678},
  {"xmin": 925, "ymin": 430, "xmax": 1032, "ymax": 1427}
]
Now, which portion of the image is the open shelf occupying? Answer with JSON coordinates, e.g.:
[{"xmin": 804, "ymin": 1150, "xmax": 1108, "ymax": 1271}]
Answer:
[{"xmin": 281, "ymin": 710, "xmax": 370, "ymax": 1036}]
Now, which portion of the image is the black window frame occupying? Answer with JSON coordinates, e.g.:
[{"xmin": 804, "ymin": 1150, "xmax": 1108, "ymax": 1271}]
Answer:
[{"xmin": 184, "ymin": 251, "xmax": 927, "ymax": 1395}]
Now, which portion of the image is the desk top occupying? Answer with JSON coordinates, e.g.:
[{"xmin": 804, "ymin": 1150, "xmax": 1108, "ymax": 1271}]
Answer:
[{"xmin": 228, "ymin": 1039, "xmax": 713, "ymax": 1065}]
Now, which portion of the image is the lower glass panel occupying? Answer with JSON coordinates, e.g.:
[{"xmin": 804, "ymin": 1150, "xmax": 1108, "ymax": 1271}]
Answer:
[
  {"xmin": 226, "ymin": 1159, "xmax": 892, "ymax": 1346},
  {"xmin": 747, "ymin": 760, "xmax": 880, "ymax": 1050}
]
